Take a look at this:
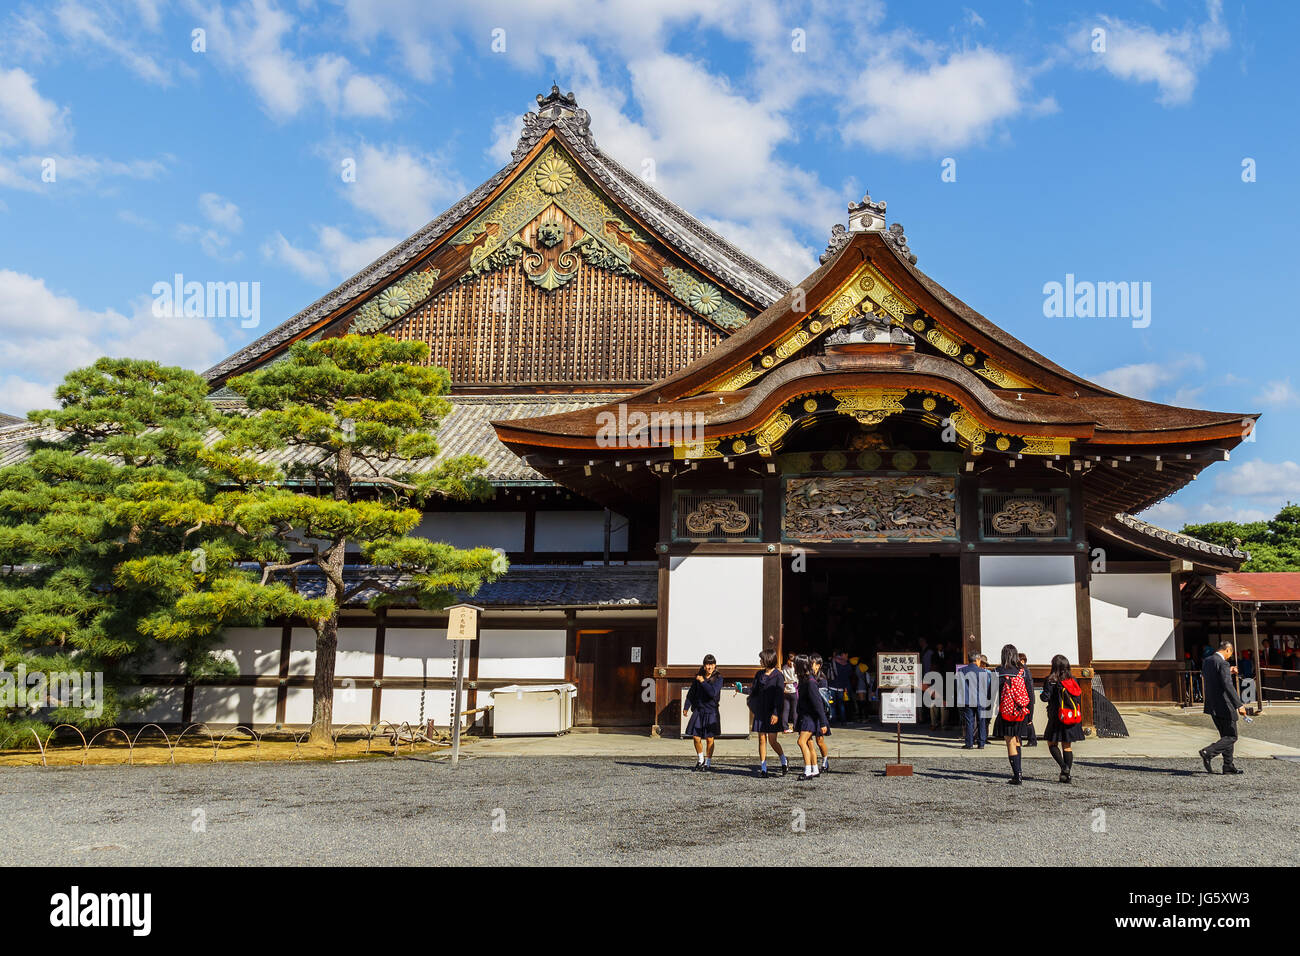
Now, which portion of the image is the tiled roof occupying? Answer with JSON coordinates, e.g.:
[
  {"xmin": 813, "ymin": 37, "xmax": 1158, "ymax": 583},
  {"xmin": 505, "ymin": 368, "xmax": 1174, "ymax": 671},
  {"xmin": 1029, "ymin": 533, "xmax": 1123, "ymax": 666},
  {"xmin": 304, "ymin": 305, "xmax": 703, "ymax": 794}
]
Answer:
[
  {"xmin": 279, "ymin": 563, "xmax": 658, "ymax": 609},
  {"xmin": 1111, "ymin": 512, "xmax": 1250, "ymax": 562},
  {"xmin": 0, "ymin": 394, "xmax": 625, "ymax": 483}
]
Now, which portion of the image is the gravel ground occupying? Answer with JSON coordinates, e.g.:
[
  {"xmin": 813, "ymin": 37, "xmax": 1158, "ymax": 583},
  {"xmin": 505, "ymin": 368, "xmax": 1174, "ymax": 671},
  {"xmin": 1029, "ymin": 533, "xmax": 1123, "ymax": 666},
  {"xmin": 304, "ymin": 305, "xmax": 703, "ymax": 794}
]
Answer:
[
  {"xmin": 1141, "ymin": 707, "xmax": 1300, "ymax": 749},
  {"xmin": 1, "ymin": 754, "xmax": 1296, "ymax": 866}
]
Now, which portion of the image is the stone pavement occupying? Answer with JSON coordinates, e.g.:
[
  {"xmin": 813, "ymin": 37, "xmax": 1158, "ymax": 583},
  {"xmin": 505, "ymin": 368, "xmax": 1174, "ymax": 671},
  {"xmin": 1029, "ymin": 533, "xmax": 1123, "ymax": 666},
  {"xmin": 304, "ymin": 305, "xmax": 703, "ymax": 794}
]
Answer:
[{"xmin": 463, "ymin": 705, "xmax": 1300, "ymax": 759}]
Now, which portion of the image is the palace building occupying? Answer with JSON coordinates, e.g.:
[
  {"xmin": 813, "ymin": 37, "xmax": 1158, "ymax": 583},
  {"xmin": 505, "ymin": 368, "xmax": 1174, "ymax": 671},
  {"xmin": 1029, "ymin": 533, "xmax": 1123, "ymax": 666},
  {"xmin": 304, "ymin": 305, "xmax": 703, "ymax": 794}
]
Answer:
[{"xmin": 5, "ymin": 88, "xmax": 1255, "ymax": 731}]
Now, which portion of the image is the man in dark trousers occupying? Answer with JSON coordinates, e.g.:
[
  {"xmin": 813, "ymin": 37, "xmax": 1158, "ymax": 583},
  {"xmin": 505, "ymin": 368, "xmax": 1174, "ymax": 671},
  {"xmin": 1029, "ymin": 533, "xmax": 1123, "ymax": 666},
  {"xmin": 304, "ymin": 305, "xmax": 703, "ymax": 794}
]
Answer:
[{"xmin": 1200, "ymin": 640, "xmax": 1248, "ymax": 775}]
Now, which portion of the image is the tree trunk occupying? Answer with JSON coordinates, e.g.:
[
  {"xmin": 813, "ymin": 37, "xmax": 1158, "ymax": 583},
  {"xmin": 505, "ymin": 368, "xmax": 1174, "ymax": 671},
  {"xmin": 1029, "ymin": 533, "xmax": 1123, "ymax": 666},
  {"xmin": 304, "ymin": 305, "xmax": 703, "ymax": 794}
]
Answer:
[
  {"xmin": 310, "ymin": 610, "xmax": 338, "ymax": 742},
  {"xmin": 310, "ymin": 445, "xmax": 352, "ymax": 743}
]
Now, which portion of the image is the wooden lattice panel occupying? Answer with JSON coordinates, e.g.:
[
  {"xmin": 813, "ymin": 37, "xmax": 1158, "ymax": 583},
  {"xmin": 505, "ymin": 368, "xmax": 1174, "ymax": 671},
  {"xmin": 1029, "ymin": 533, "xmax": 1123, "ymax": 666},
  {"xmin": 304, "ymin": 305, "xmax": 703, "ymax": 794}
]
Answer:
[{"xmin": 388, "ymin": 266, "xmax": 726, "ymax": 387}]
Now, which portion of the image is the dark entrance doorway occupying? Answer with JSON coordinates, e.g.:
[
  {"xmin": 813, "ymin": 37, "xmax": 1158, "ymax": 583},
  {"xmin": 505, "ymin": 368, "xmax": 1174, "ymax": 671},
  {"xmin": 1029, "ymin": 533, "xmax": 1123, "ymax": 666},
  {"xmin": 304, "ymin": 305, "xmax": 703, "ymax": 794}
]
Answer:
[
  {"xmin": 782, "ymin": 555, "xmax": 961, "ymax": 665},
  {"xmin": 573, "ymin": 628, "xmax": 655, "ymax": 727}
]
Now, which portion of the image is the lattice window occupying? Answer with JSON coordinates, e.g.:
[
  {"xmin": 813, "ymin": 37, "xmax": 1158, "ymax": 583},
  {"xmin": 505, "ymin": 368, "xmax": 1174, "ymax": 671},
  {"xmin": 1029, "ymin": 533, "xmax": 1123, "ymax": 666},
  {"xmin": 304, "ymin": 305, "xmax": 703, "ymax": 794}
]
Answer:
[
  {"xmin": 673, "ymin": 490, "xmax": 762, "ymax": 541},
  {"xmin": 980, "ymin": 490, "xmax": 1070, "ymax": 540}
]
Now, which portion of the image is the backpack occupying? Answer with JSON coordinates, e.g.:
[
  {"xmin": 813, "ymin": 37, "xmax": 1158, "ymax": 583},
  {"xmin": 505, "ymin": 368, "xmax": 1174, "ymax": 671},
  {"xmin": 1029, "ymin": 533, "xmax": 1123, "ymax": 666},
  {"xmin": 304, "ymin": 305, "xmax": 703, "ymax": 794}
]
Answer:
[
  {"xmin": 999, "ymin": 669, "xmax": 1030, "ymax": 722},
  {"xmin": 1058, "ymin": 678, "xmax": 1083, "ymax": 725}
]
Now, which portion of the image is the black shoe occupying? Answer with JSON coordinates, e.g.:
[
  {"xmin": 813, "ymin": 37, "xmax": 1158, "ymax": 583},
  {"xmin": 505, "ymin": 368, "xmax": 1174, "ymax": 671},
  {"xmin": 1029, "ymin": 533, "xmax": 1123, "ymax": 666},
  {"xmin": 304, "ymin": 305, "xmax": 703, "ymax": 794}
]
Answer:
[
  {"xmin": 1223, "ymin": 765, "xmax": 1244, "ymax": 775},
  {"xmin": 797, "ymin": 772, "xmax": 815, "ymax": 781},
  {"xmin": 977, "ymin": 744, "xmax": 985, "ymax": 749},
  {"xmin": 1008, "ymin": 775, "xmax": 1022, "ymax": 785},
  {"xmin": 1199, "ymin": 749, "xmax": 1214, "ymax": 774},
  {"xmin": 1059, "ymin": 771, "xmax": 1070, "ymax": 784},
  {"xmin": 692, "ymin": 762, "xmax": 704, "ymax": 772},
  {"xmin": 780, "ymin": 763, "xmax": 788, "ymax": 776},
  {"xmin": 759, "ymin": 767, "xmax": 768, "ymax": 777},
  {"xmin": 962, "ymin": 744, "xmax": 974, "ymax": 750}
]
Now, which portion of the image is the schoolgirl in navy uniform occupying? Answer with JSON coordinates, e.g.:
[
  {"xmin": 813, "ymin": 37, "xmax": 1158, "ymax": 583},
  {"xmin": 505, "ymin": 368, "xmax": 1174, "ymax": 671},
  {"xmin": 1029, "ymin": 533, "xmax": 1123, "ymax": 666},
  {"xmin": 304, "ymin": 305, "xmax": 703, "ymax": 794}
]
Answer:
[
  {"xmin": 794, "ymin": 654, "xmax": 829, "ymax": 780},
  {"xmin": 684, "ymin": 654, "xmax": 723, "ymax": 771},
  {"xmin": 992, "ymin": 644, "xmax": 1034, "ymax": 784},
  {"xmin": 810, "ymin": 652, "xmax": 832, "ymax": 772},
  {"xmin": 749, "ymin": 649, "xmax": 788, "ymax": 777},
  {"xmin": 1040, "ymin": 653, "xmax": 1086, "ymax": 783}
]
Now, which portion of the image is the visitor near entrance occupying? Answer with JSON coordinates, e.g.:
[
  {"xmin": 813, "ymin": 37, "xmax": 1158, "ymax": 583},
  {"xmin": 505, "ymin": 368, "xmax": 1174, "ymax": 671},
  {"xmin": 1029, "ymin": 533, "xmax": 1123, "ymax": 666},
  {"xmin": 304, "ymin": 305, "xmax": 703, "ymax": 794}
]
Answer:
[
  {"xmin": 1040, "ymin": 654, "xmax": 1085, "ymax": 783},
  {"xmin": 956, "ymin": 654, "xmax": 992, "ymax": 749},
  {"xmin": 827, "ymin": 649, "xmax": 854, "ymax": 724},
  {"xmin": 794, "ymin": 655, "xmax": 830, "ymax": 780},
  {"xmin": 684, "ymin": 654, "xmax": 722, "ymax": 771},
  {"xmin": 1199, "ymin": 641, "xmax": 1247, "ymax": 776},
  {"xmin": 810, "ymin": 653, "xmax": 832, "ymax": 771},
  {"xmin": 994, "ymin": 645, "xmax": 1034, "ymax": 784},
  {"xmin": 748, "ymin": 650, "xmax": 788, "ymax": 777},
  {"xmin": 782, "ymin": 653, "xmax": 798, "ymax": 733}
]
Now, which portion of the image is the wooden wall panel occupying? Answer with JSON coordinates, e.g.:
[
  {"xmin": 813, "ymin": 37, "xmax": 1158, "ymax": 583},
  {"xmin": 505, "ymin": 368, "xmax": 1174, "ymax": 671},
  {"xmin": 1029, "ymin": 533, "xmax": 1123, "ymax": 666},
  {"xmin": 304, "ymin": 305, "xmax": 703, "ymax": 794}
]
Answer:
[{"xmin": 389, "ymin": 266, "xmax": 726, "ymax": 388}]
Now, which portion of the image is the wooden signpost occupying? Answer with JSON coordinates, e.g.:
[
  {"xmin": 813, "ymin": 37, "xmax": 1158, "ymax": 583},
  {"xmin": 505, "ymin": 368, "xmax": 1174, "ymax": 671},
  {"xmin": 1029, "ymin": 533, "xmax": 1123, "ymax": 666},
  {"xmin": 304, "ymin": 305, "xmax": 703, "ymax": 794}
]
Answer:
[
  {"xmin": 877, "ymin": 652, "xmax": 920, "ymax": 777},
  {"xmin": 447, "ymin": 604, "xmax": 482, "ymax": 767}
]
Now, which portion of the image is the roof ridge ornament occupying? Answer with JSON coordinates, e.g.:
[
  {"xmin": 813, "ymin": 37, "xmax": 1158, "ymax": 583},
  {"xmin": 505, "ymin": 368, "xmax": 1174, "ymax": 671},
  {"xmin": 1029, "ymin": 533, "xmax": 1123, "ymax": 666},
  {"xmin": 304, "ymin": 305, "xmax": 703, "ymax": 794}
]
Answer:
[
  {"xmin": 885, "ymin": 222, "xmax": 917, "ymax": 265},
  {"xmin": 513, "ymin": 85, "xmax": 595, "ymax": 161},
  {"xmin": 822, "ymin": 191, "xmax": 897, "ymax": 264}
]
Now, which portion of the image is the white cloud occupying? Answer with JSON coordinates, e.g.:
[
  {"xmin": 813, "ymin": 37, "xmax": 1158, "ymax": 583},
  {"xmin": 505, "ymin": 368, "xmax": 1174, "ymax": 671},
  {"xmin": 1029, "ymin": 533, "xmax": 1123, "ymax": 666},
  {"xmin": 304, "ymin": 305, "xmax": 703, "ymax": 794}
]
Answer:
[
  {"xmin": 198, "ymin": 192, "xmax": 243, "ymax": 232},
  {"xmin": 262, "ymin": 227, "xmax": 398, "ymax": 285},
  {"xmin": 0, "ymin": 269, "xmax": 231, "ymax": 413},
  {"xmin": 331, "ymin": 142, "xmax": 466, "ymax": 233},
  {"xmin": 53, "ymin": 0, "xmax": 175, "ymax": 86},
  {"xmin": 1214, "ymin": 460, "xmax": 1300, "ymax": 500},
  {"xmin": 188, "ymin": 0, "xmax": 400, "ymax": 120},
  {"xmin": 1090, "ymin": 355, "xmax": 1205, "ymax": 400},
  {"xmin": 1254, "ymin": 380, "xmax": 1298, "ymax": 407},
  {"xmin": 1074, "ymin": 0, "xmax": 1230, "ymax": 106},
  {"xmin": 1143, "ymin": 498, "xmax": 1272, "ymax": 527},
  {"xmin": 0, "ymin": 67, "xmax": 69, "ymax": 148},
  {"xmin": 842, "ymin": 47, "xmax": 1041, "ymax": 153}
]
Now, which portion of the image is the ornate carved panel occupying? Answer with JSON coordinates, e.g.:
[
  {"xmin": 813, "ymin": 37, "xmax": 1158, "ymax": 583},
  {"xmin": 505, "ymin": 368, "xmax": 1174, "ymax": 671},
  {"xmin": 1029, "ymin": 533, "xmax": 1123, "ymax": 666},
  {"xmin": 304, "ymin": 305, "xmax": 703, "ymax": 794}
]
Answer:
[
  {"xmin": 783, "ymin": 475, "xmax": 958, "ymax": 542},
  {"xmin": 673, "ymin": 490, "xmax": 762, "ymax": 541},
  {"xmin": 980, "ymin": 490, "xmax": 1069, "ymax": 540}
]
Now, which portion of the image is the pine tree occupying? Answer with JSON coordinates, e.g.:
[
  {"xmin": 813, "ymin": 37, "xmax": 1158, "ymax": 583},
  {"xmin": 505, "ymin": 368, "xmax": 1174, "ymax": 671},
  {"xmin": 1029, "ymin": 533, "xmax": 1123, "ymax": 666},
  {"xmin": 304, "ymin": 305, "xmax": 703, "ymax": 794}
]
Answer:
[
  {"xmin": 0, "ymin": 359, "xmax": 320, "ymax": 744},
  {"xmin": 190, "ymin": 334, "xmax": 507, "ymax": 741}
]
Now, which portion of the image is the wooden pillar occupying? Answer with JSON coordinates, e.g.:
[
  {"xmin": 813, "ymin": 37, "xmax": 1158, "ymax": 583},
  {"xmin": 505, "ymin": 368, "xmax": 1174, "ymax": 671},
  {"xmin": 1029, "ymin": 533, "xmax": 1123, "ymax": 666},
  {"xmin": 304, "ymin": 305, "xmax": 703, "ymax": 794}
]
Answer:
[
  {"xmin": 370, "ymin": 609, "xmax": 386, "ymax": 726},
  {"xmin": 1250, "ymin": 605, "xmax": 1263, "ymax": 713},
  {"xmin": 960, "ymin": 552, "xmax": 980, "ymax": 665},
  {"xmin": 958, "ymin": 468, "xmax": 979, "ymax": 664},
  {"xmin": 652, "ymin": 471, "xmax": 672, "ymax": 736},
  {"xmin": 276, "ymin": 622, "xmax": 292, "ymax": 725}
]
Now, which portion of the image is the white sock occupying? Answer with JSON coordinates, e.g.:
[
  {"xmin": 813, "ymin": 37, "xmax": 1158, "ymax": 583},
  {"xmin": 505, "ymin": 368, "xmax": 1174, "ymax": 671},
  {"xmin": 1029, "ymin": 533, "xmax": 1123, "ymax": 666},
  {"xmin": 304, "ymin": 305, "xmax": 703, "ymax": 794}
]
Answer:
[
  {"xmin": 811, "ymin": 764, "xmax": 820, "ymax": 776},
  {"xmin": 805, "ymin": 764, "xmax": 814, "ymax": 775},
  {"xmin": 697, "ymin": 754, "xmax": 705, "ymax": 764}
]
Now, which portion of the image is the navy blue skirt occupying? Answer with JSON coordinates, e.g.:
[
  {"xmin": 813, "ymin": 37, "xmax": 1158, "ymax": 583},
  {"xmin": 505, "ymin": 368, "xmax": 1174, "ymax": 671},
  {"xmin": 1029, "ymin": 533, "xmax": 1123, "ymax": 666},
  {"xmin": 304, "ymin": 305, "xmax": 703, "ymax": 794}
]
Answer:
[
  {"xmin": 686, "ymin": 711, "xmax": 720, "ymax": 738},
  {"xmin": 796, "ymin": 715, "xmax": 830, "ymax": 735},
  {"xmin": 752, "ymin": 716, "xmax": 781, "ymax": 734}
]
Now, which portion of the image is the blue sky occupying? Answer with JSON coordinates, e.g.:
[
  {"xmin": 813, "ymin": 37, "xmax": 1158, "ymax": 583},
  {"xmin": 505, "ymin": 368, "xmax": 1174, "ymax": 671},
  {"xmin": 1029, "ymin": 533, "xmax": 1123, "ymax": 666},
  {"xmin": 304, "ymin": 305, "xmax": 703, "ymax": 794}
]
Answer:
[{"xmin": 0, "ymin": 0, "xmax": 1296, "ymax": 529}]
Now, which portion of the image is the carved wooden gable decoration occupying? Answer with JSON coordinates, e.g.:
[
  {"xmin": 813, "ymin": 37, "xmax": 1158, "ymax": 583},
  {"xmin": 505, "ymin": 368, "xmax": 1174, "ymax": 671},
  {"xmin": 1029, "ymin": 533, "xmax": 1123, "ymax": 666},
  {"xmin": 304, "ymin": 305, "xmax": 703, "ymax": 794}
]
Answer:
[{"xmin": 205, "ymin": 88, "xmax": 786, "ymax": 391}]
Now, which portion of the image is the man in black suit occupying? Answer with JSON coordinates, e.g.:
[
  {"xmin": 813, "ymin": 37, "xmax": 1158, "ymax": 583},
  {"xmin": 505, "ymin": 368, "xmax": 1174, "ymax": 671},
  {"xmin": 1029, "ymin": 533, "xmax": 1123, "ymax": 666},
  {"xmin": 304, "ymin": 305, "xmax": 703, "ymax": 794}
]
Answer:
[{"xmin": 1199, "ymin": 640, "xmax": 1248, "ymax": 775}]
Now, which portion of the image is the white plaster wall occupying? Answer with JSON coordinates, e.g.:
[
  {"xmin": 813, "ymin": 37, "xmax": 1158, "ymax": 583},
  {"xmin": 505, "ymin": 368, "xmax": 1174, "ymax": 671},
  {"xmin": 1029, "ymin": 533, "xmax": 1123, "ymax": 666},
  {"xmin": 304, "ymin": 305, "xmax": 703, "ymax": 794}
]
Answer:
[
  {"xmin": 476, "ymin": 629, "xmax": 566, "ymax": 680},
  {"xmin": 667, "ymin": 555, "xmax": 764, "ymax": 666},
  {"xmin": 211, "ymin": 627, "xmax": 282, "ymax": 676},
  {"xmin": 191, "ymin": 686, "xmax": 278, "ymax": 725},
  {"xmin": 979, "ymin": 555, "xmax": 1079, "ymax": 665},
  {"xmin": 379, "ymin": 688, "xmax": 461, "ymax": 728},
  {"xmin": 122, "ymin": 686, "xmax": 185, "ymax": 723},
  {"xmin": 412, "ymin": 512, "xmax": 525, "ymax": 551},
  {"xmin": 383, "ymin": 628, "xmax": 458, "ymax": 678},
  {"xmin": 534, "ymin": 510, "xmax": 628, "ymax": 551},
  {"xmin": 1090, "ymin": 572, "xmax": 1176, "ymax": 661}
]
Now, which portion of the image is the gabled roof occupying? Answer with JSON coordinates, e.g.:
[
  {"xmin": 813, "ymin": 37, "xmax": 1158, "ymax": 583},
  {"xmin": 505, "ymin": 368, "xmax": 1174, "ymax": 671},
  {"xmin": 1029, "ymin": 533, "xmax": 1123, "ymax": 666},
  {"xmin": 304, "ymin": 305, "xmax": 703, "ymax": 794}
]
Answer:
[
  {"xmin": 204, "ymin": 87, "xmax": 789, "ymax": 385},
  {"xmin": 496, "ymin": 229, "xmax": 1255, "ymax": 450}
]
